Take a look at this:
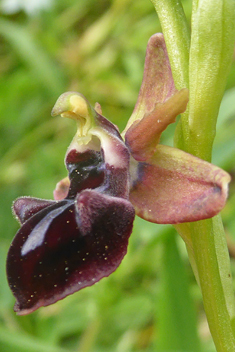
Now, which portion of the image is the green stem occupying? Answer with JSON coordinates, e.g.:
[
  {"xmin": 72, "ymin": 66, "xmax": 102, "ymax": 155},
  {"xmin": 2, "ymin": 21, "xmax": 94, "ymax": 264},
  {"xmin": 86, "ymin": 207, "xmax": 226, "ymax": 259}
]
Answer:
[
  {"xmin": 187, "ymin": 0, "xmax": 235, "ymax": 161},
  {"xmin": 190, "ymin": 218, "xmax": 235, "ymax": 350},
  {"xmin": 150, "ymin": 0, "xmax": 190, "ymax": 90},
  {"xmin": 151, "ymin": 0, "xmax": 235, "ymax": 350}
]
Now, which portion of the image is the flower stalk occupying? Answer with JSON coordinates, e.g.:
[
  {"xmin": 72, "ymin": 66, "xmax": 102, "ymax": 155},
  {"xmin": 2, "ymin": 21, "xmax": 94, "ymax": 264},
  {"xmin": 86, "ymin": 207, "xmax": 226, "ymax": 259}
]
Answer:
[{"xmin": 151, "ymin": 0, "xmax": 235, "ymax": 350}]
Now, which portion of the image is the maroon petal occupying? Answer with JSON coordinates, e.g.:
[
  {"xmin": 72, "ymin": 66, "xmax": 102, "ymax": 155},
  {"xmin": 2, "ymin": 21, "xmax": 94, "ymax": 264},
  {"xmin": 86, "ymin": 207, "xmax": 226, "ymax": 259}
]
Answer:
[
  {"xmin": 13, "ymin": 197, "xmax": 56, "ymax": 224},
  {"xmin": 7, "ymin": 192, "xmax": 134, "ymax": 315}
]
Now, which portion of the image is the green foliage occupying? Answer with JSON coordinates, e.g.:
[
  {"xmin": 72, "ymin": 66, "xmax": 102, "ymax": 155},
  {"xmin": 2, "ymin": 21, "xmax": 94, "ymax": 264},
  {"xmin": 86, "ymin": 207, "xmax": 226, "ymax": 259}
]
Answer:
[{"xmin": 0, "ymin": 0, "xmax": 235, "ymax": 351}]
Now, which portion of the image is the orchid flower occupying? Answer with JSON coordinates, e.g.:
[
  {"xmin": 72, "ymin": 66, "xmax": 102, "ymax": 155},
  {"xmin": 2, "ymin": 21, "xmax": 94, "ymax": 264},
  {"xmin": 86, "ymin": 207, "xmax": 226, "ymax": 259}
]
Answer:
[{"xmin": 7, "ymin": 33, "xmax": 230, "ymax": 315}]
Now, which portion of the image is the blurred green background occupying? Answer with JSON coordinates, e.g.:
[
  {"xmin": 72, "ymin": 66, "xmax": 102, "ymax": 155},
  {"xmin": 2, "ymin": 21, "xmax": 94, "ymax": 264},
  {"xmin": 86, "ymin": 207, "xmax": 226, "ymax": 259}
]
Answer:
[{"xmin": 0, "ymin": 0, "xmax": 235, "ymax": 351}]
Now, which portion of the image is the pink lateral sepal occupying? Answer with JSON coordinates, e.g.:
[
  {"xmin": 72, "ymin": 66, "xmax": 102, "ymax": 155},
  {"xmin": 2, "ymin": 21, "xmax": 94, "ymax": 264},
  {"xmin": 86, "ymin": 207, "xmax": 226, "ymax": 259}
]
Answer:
[{"xmin": 130, "ymin": 144, "xmax": 231, "ymax": 224}]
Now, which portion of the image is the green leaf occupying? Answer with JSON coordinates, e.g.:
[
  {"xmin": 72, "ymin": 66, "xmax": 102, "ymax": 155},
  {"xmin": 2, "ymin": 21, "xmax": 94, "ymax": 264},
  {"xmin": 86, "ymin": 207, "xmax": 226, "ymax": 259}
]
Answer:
[{"xmin": 156, "ymin": 233, "xmax": 201, "ymax": 352}]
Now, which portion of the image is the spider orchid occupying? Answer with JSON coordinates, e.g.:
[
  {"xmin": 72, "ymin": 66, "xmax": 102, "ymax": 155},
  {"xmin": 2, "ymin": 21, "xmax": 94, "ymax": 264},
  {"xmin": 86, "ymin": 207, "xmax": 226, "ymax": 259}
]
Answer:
[{"xmin": 7, "ymin": 34, "xmax": 230, "ymax": 315}]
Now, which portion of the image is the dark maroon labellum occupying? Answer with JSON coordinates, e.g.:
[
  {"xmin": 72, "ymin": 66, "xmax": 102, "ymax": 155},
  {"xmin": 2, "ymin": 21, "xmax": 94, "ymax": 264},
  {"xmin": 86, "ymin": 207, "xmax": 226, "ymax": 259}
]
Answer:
[{"xmin": 7, "ymin": 194, "xmax": 134, "ymax": 314}]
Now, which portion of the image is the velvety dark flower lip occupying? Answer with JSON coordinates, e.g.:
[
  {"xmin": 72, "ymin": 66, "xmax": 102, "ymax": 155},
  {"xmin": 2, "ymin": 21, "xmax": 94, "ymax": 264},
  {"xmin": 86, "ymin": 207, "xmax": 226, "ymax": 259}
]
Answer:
[
  {"xmin": 7, "ymin": 33, "xmax": 231, "ymax": 315},
  {"xmin": 8, "ymin": 191, "xmax": 134, "ymax": 315}
]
